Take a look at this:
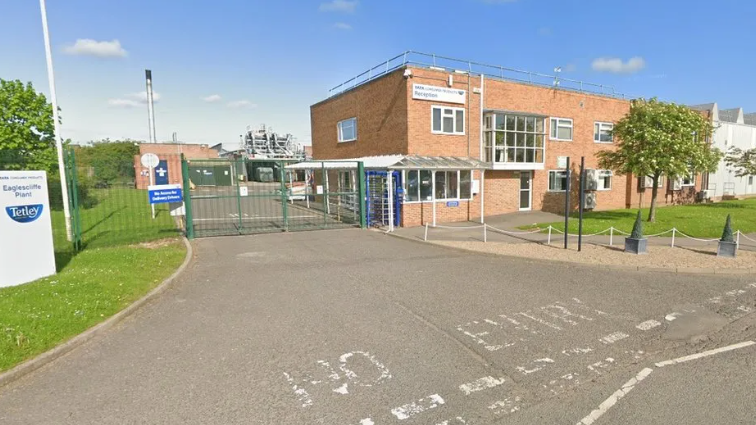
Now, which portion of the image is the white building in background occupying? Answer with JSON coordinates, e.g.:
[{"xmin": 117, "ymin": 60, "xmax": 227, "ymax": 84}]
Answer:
[{"xmin": 690, "ymin": 103, "xmax": 756, "ymax": 200}]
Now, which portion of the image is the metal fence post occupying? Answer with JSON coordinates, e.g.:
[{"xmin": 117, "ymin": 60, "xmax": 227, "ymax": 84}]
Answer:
[
  {"xmin": 322, "ymin": 163, "xmax": 328, "ymax": 229},
  {"xmin": 181, "ymin": 155, "xmax": 194, "ymax": 240},
  {"xmin": 424, "ymin": 223, "xmax": 429, "ymax": 241},
  {"xmin": 483, "ymin": 225, "xmax": 487, "ymax": 243},
  {"xmin": 671, "ymin": 228, "xmax": 676, "ymax": 248},
  {"xmin": 547, "ymin": 225, "xmax": 552, "ymax": 245},
  {"xmin": 358, "ymin": 162, "xmax": 366, "ymax": 229},
  {"xmin": 234, "ymin": 160, "xmax": 243, "ymax": 234},
  {"xmin": 279, "ymin": 161, "xmax": 289, "ymax": 231},
  {"xmin": 736, "ymin": 230, "xmax": 741, "ymax": 248},
  {"xmin": 563, "ymin": 157, "xmax": 571, "ymax": 249},
  {"xmin": 609, "ymin": 227, "xmax": 613, "ymax": 246},
  {"xmin": 66, "ymin": 148, "xmax": 82, "ymax": 251}
]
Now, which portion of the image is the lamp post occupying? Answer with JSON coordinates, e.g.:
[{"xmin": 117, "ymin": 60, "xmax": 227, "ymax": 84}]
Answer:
[{"xmin": 39, "ymin": 0, "xmax": 72, "ymax": 241}]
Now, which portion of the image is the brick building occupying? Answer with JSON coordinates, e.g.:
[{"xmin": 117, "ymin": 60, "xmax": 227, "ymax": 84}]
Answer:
[
  {"xmin": 133, "ymin": 143, "xmax": 219, "ymax": 189},
  {"xmin": 310, "ymin": 52, "xmax": 704, "ymax": 227}
]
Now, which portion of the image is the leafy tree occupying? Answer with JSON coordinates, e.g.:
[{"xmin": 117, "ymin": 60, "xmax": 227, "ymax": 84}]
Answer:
[
  {"xmin": 597, "ymin": 98, "xmax": 722, "ymax": 222},
  {"xmin": 724, "ymin": 147, "xmax": 756, "ymax": 177},
  {"xmin": 0, "ymin": 79, "xmax": 58, "ymax": 171},
  {"xmin": 74, "ymin": 139, "xmax": 140, "ymax": 185}
]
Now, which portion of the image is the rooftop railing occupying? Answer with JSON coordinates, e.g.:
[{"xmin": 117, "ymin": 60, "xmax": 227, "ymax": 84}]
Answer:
[{"xmin": 327, "ymin": 50, "xmax": 632, "ymax": 100}]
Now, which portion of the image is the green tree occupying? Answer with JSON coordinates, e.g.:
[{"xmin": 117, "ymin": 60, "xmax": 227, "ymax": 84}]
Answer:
[
  {"xmin": 75, "ymin": 139, "xmax": 140, "ymax": 185},
  {"xmin": 630, "ymin": 210, "xmax": 643, "ymax": 239},
  {"xmin": 597, "ymin": 98, "xmax": 722, "ymax": 222},
  {"xmin": 720, "ymin": 214, "xmax": 734, "ymax": 242},
  {"xmin": 724, "ymin": 147, "xmax": 756, "ymax": 177},
  {"xmin": 0, "ymin": 79, "xmax": 58, "ymax": 171}
]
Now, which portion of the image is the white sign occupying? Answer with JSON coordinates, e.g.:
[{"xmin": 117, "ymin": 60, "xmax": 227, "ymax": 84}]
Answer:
[
  {"xmin": 169, "ymin": 202, "xmax": 185, "ymax": 217},
  {"xmin": 239, "ymin": 186, "xmax": 249, "ymax": 197},
  {"xmin": 412, "ymin": 83, "xmax": 466, "ymax": 105},
  {"xmin": 557, "ymin": 156, "xmax": 568, "ymax": 169},
  {"xmin": 140, "ymin": 153, "xmax": 160, "ymax": 169},
  {"xmin": 0, "ymin": 171, "xmax": 56, "ymax": 288}
]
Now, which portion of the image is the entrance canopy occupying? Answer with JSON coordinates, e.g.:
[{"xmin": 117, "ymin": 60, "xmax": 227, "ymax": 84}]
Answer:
[{"xmin": 285, "ymin": 155, "xmax": 489, "ymax": 171}]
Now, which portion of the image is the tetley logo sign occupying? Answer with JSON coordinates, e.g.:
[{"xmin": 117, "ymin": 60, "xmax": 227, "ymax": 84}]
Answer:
[{"xmin": 5, "ymin": 204, "xmax": 44, "ymax": 223}]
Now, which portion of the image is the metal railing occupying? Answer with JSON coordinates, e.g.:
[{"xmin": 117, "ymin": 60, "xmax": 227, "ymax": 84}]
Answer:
[{"xmin": 328, "ymin": 51, "xmax": 632, "ymax": 99}]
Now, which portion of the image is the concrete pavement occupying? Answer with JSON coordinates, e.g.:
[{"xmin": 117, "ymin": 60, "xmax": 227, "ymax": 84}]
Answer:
[{"xmin": 0, "ymin": 229, "xmax": 755, "ymax": 424}]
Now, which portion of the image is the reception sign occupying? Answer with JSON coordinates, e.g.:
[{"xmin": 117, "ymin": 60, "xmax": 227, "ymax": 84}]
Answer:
[{"xmin": 0, "ymin": 170, "xmax": 56, "ymax": 288}]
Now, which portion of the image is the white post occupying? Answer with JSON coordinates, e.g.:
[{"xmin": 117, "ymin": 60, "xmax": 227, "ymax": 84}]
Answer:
[
  {"xmin": 39, "ymin": 0, "xmax": 72, "ymax": 241},
  {"xmin": 736, "ymin": 230, "xmax": 740, "ymax": 248},
  {"xmin": 609, "ymin": 227, "xmax": 614, "ymax": 246},
  {"xmin": 483, "ymin": 224, "xmax": 487, "ymax": 243},
  {"xmin": 424, "ymin": 223, "xmax": 429, "ymax": 241},
  {"xmin": 547, "ymin": 225, "xmax": 552, "ymax": 245},
  {"xmin": 671, "ymin": 228, "xmax": 676, "ymax": 248},
  {"xmin": 149, "ymin": 165, "xmax": 155, "ymax": 219},
  {"xmin": 324, "ymin": 170, "xmax": 330, "ymax": 214},
  {"xmin": 306, "ymin": 170, "xmax": 311, "ymax": 209},
  {"xmin": 480, "ymin": 170, "xmax": 485, "ymax": 224},
  {"xmin": 289, "ymin": 171, "xmax": 294, "ymax": 204},
  {"xmin": 387, "ymin": 172, "xmax": 394, "ymax": 232},
  {"xmin": 432, "ymin": 170, "xmax": 437, "ymax": 227}
]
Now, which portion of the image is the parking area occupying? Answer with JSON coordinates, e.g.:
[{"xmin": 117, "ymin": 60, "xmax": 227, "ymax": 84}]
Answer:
[{"xmin": 0, "ymin": 229, "xmax": 755, "ymax": 424}]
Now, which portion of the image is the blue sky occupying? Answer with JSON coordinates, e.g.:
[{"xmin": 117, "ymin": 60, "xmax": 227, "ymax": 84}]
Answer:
[{"xmin": 2, "ymin": 0, "xmax": 754, "ymax": 147}]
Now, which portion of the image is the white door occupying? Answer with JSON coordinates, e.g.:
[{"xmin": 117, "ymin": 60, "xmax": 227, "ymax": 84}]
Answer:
[{"xmin": 519, "ymin": 171, "xmax": 532, "ymax": 211}]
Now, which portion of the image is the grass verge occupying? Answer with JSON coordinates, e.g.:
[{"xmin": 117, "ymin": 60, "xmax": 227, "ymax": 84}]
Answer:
[
  {"xmin": 524, "ymin": 198, "xmax": 756, "ymax": 237},
  {"xmin": 0, "ymin": 239, "xmax": 186, "ymax": 372}
]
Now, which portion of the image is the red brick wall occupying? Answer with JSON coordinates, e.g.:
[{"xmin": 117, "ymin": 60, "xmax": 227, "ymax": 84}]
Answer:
[
  {"xmin": 310, "ymin": 70, "xmax": 409, "ymax": 160},
  {"xmin": 133, "ymin": 143, "xmax": 218, "ymax": 189}
]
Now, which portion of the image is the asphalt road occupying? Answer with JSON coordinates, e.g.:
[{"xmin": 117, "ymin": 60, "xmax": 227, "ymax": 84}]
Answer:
[{"xmin": 0, "ymin": 229, "xmax": 754, "ymax": 424}]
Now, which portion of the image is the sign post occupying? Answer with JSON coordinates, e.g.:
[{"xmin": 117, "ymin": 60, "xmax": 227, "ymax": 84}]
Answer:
[
  {"xmin": 141, "ymin": 153, "xmax": 160, "ymax": 219},
  {"xmin": 0, "ymin": 170, "xmax": 57, "ymax": 288}
]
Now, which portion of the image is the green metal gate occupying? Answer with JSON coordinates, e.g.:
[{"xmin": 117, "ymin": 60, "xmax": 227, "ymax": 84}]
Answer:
[{"xmin": 182, "ymin": 157, "xmax": 366, "ymax": 238}]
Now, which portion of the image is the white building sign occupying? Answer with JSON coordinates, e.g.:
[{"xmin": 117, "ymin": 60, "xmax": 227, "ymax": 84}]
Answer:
[
  {"xmin": 0, "ymin": 170, "xmax": 56, "ymax": 288},
  {"xmin": 412, "ymin": 84, "xmax": 466, "ymax": 105}
]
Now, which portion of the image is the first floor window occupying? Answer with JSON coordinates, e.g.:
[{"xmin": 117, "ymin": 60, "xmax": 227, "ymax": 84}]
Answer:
[
  {"xmin": 548, "ymin": 170, "xmax": 568, "ymax": 191},
  {"xmin": 597, "ymin": 170, "xmax": 612, "ymax": 190},
  {"xmin": 550, "ymin": 117, "xmax": 573, "ymax": 141},
  {"xmin": 594, "ymin": 122, "xmax": 614, "ymax": 143},
  {"xmin": 432, "ymin": 106, "xmax": 465, "ymax": 135},
  {"xmin": 337, "ymin": 117, "xmax": 357, "ymax": 142},
  {"xmin": 403, "ymin": 170, "xmax": 472, "ymax": 202}
]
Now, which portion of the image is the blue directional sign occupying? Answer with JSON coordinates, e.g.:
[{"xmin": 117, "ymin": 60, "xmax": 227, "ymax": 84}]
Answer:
[
  {"xmin": 154, "ymin": 160, "xmax": 169, "ymax": 185},
  {"xmin": 148, "ymin": 184, "xmax": 183, "ymax": 204}
]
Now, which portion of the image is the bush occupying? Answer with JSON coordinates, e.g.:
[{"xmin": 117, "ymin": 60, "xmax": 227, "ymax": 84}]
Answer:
[{"xmin": 47, "ymin": 174, "xmax": 97, "ymax": 211}]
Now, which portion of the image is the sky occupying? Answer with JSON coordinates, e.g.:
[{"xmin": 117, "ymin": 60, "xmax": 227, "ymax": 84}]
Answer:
[{"xmin": 2, "ymin": 0, "xmax": 755, "ymax": 149}]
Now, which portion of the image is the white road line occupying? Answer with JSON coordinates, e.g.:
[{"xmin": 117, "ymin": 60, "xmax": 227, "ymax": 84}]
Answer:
[
  {"xmin": 562, "ymin": 347, "xmax": 593, "ymax": 356},
  {"xmin": 665, "ymin": 312, "xmax": 681, "ymax": 321},
  {"xmin": 599, "ymin": 332, "xmax": 629, "ymax": 344},
  {"xmin": 655, "ymin": 341, "xmax": 756, "ymax": 367},
  {"xmin": 435, "ymin": 417, "xmax": 466, "ymax": 424},
  {"xmin": 282, "ymin": 372, "xmax": 313, "ymax": 408},
  {"xmin": 635, "ymin": 320, "xmax": 661, "ymax": 331},
  {"xmin": 458, "ymin": 376, "xmax": 506, "ymax": 395},
  {"xmin": 518, "ymin": 312, "xmax": 562, "ymax": 330},
  {"xmin": 391, "ymin": 394, "xmax": 445, "ymax": 420},
  {"xmin": 576, "ymin": 368, "xmax": 653, "ymax": 425},
  {"xmin": 517, "ymin": 358, "xmax": 554, "ymax": 375},
  {"xmin": 489, "ymin": 396, "xmax": 522, "ymax": 415}
]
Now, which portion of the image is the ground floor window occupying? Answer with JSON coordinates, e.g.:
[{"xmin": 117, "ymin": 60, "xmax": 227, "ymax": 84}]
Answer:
[
  {"xmin": 597, "ymin": 170, "xmax": 612, "ymax": 190},
  {"xmin": 403, "ymin": 169, "xmax": 472, "ymax": 202},
  {"xmin": 548, "ymin": 170, "xmax": 568, "ymax": 191},
  {"xmin": 681, "ymin": 172, "xmax": 696, "ymax": 187}
]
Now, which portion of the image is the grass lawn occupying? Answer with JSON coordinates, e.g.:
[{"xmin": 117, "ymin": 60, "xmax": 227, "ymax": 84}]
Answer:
[
  {"xmin": 51, "ymin": 186, "xmax": 179, "ymax": 252},
  {"xmin": 0, "ymin": 240, "xmax": 186, "ymax": 372},
  {"xmin": 526, "ymin": 198, "xmax": 756, "ymax": 237}
]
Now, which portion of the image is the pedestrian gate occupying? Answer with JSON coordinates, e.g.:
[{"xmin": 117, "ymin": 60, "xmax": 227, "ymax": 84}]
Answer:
[{"xmin": 182, "ymin": 158, "xmax": 366, "ymax": 238}]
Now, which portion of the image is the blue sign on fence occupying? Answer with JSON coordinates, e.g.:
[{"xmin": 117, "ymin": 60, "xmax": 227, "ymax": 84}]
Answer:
[
  {"xmin": 446, "ymin": 201, "xmax": 460, "ymax": 207},
  {"xmin": 148, "ymin": 184, "xmax": 183, "ymax": 204}
]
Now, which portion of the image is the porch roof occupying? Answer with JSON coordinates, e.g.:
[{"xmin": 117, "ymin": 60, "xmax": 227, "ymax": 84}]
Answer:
[{"xmin": 285, "ymin": 155, "xmax": 490, "ymax": 171}]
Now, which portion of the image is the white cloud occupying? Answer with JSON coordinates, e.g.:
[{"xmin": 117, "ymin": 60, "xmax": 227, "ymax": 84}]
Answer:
[
  {"xmin": 107, "ymin": 91, "xmax": 161, "ymax": 108},
  {"xmin": 591, "ymin": 57, "xmax": 646, "ymax": 74},
  {"xmin": 63, "ymin": 39, "xmax": 127, "ymax": 58},
  {"xmin": 202, "ymin": 94, "xmax": 222, "ymax": 103},
  {"xmin": 333, "ymin": 22, "xmax": 352, "ymax": 30},
  {"xmin": 227, "ymin": 100, "xmax": 257, "ymax": 108},
  {"xmin": 319, "ymin": 0, "xmax": 358, "ymax": 13}
]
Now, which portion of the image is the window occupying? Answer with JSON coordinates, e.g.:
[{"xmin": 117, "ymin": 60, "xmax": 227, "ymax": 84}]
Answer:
[
  {"xmin": 432, "ymin": 106, "xmax": 465, "ymax": 135},
  {"xmin": 597, "ymin": 170, "xmax": 612, "ymax": 190},
  {"xmin": 548, "ymin": 170, "xmax": 568, "ymax": 191},
  {"xmin": 594, "ymin": 122, "xmax": 613, "ymax": 143},
  {"xmin": 403, "ymin": 170, "xmax": 472, "ymax": 202},
  {"xmin": 483, "ymin": 113, "xmax": 545, "ymax": 165},
  {"xmin": 749, "ymin": 176, "xmax": 754, "ymax": 186},
  {"xmin": 550, "ymin": 118, "xmax": 573, "ymax": 141},
  {"xmin": 337, "ymin": 117, "xmax": 357, "ymax": 142},
  {"xmin": 681, "ymin": 172, "xmax": 696, "ymax": 187}
]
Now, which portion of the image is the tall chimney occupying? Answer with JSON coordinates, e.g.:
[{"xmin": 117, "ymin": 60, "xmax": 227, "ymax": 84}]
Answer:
[{"xmin": 145, "ymin": 69, "xmax": 157, "ymax": 143}]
